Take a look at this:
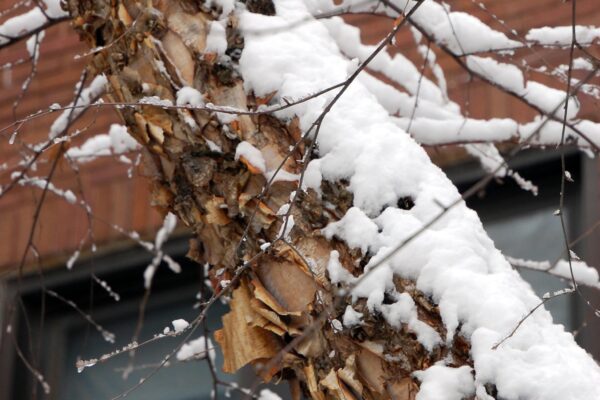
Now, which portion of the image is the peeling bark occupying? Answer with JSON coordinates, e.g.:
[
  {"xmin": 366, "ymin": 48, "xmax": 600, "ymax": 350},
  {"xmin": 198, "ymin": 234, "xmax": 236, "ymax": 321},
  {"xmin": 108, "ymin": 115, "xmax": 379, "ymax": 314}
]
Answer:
[{"xmin": 66, "ymin": 1, "xmax": 474, "ymax": 398}]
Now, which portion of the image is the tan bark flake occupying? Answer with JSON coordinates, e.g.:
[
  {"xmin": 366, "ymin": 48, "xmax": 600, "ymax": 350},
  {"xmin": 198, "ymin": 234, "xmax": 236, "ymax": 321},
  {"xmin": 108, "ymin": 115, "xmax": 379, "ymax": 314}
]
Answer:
[{"xmin": 214, "ymin": 282, "xmax": 282, "ymax": 374}]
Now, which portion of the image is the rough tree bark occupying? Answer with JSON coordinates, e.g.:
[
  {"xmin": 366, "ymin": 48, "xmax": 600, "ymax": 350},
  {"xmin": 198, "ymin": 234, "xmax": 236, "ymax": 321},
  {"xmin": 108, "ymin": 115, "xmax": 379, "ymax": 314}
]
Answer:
[{"xmin": 65, "ymin": 1, "xmax": 472, "ymax": 399}]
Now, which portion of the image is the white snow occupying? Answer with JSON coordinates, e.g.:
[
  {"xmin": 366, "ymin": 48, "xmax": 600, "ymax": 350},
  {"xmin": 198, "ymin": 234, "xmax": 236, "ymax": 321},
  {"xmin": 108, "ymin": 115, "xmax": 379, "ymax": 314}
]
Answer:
[
  {"xmin": 526, "ymin": 25, "xmax": 600, "ymax": 46},
  {"xmin": 466, "ymin": 56, "xmax": 524, "ymax": 93},
  {"xmin": 139, "ymin": 96, "xmax": 173, "ymax": 107},
  {"xmin": 265, "ymin": 169, "xmax": 299, "ymax": 183},
  {"xmin": 176, "ymin": 336, "xmax": 216, "ymax": 363},
  {"xmin": 235, "ymin": 141, "xmax": 266, "ymax": 173},
  {"xmin": 398, "ymin": 118, "xmax": 517, "ymax": 145},
  {"xmin": 319, "ymin": 2, "xmax": 597, "ymax": 152},
  {"xmin": 509, "ymin": 256, "xmax": 600, "ymax": 289},
  {"xmin": 324, "ymin": 17, "xmax": 449, "ymax": 107},
  {"xmin": 413, "ymin": 364, "xmax": 475, "ymax": 400},
  {"xmin": 49, "ymin": 75, "xmax": 107, "ymax": 139},
  {"xmin": 143, "ymin": 213, "xmax": 178, "ymax": 288},
  {"xmin": 277, "ymin": 214, "xmax": 295, "ymax": 239},
  {"xmin": 524, "ymin": 81, "xmax": 580, "ymax": 120},
  {"xmin": 205, "ymin": 139, "xmax": 222, "ymax": 152},
  {"xmin": 211, "ymin": 0, "xmax": 235, "ymax": 16},
  {"xmin": 342, "ymin": 305, "xmax": 362, "ymax": 327},
  {"xmin": 171, "ymin": 319, "xmax": 189, "ymax": 333},
  {"xmin": 0, "ymin": 0, "xmax": 67, "ymax": 47},
  {"xmin": 326, "ymin": 250, "xmax": 357, "ymax": 285},
  {"xmin": 13, "ymin": 173, "xmax": 77, "ymax": 204},
  {"xmin": 163, "ymin": 254, "xmax": 182, "ymax": 274},
  {"xmin": 315, "ymin": 12, "xmax": 600, "ymax": 158},
  {"xmin": 377, "ymin": 291, "xmax": 441, "ymax": 351},
  {"xmin": 359, "ymin": 73, "xmax": 459, "ymax": 122},
  {"xmin": 309, "ymin": 0, "xmax": 520, "ymax": 55},
  {"xmin": 322, "ymin": 207, "xmax": 378, "ymax": 252},
  {"xmin": 205, "ymin": 21, "xmax": 227, "ymax": 55},
  {"xmin": 257, "ymin": 389, "xmax": 282, "ymax": 400},
  {"xmin": 330, "ymin": 318, "xmax": 343, "ymax": 333},
  {"xmin": 176, "ymin": 86, "xmax": 204, "ymax": 107},
  {"xmin": 235, "ymin": 141, "xmax": 299, "ymax": 183},
  {"xmin": 422, "ymin": 10, "xmax": 520, "ymax": 55},
  {"xmin": 237, "ymin": 2, "xmax": 600, "ymax": 398},
  {"xmin": 347, "ymin": 31, "xmax": 599, "ymax": 150},
  {"xmin": 26, "ymin": 31, "xmax": 45, "ymax": 58},
  {"xmin": 519, "ymin": 117, "xmax": 600, "ymax": 149},
  {"xmin": 464, "ymin": 143, "xmax": 538, "ymax": 195},
  {"xmin": 464, "ymin": 56, "xmax": 580, "ymax": 119},
  {"xmin": 572, "ymin": 57, "xmax": 594, "ymax": 71},
  {"xmin": 66, "ymin": 124, "xmax": 140, "ymax": 163},
  {"xmin": 155, "ymin": 212, "xmax": 177, "ymax": 249},
  {"xmin": 301, "ymin": 159, "xmax": 323, "ymax": 193},
  {"xmin": 66, "ymin": 249, "xmax": 80, "ymax": 269},
  {"xmin": 42, "ymin": 0, "xmax": 65, "ymax": 17}
]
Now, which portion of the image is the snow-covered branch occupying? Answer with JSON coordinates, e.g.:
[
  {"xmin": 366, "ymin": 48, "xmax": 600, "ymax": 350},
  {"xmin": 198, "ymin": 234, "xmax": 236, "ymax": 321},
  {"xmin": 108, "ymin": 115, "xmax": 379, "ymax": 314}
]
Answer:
[
  {"xmin": 48, "ymin": 74, "xmax": 108, "ymax": 140},
  {"xmin": 65, "ymin": 124, "xmax": 140, "ymax": 163},
  {"xmin": 0, "ymin": 0, "xmax": 69, "ymax": 50},
  {"xmin": 508, "ymin": 256, "xmax": 600, "ymax": 290},
  {"xmin": 320, "ymin": 13, "xmax": 600, "ymax": 153}
]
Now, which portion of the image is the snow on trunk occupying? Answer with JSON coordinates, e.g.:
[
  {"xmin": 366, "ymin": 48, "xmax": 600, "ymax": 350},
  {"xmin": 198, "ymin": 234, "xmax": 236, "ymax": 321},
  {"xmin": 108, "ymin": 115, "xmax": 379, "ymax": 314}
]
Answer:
[{"xmin": 65, "ymin": 0, "xmax": 600, "ymax": 399}]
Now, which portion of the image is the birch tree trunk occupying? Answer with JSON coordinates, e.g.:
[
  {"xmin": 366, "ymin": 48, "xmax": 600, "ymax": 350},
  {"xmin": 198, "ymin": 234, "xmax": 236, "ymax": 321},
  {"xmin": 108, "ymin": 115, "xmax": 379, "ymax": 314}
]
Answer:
[{"xmin": 63, "ymin": 1, "xmax": 487, "ymax": 399}]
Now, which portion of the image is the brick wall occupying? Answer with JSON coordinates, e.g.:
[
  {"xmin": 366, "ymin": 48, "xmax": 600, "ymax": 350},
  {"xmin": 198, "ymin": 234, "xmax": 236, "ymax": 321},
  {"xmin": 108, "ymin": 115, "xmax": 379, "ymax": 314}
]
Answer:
[{"xmin": 0, "ymin": 19, "xmax": 162, "ymax": 272}]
